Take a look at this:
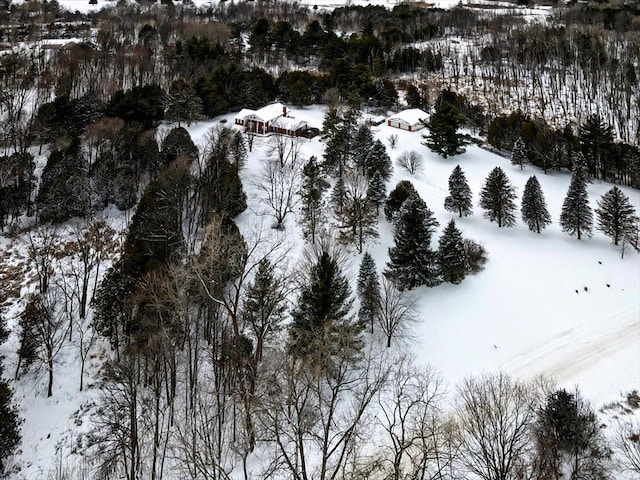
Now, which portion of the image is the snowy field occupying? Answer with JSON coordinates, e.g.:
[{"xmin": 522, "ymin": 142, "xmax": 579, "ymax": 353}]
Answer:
[{"xmin": 2, "ymin": 104, "xmax": 639, "ymax": 478}]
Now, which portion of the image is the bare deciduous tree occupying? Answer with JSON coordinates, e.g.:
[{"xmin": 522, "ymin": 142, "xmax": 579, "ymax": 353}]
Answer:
[
  {"xmin": 377, "ymin": 355, "xmax": 446, "ymax": 480},
  {"xmin": 397, "ymin": 151, "xmax": 424, "ymax": 175},
  {"xmin": 376, "ymin": 277, "xmax": 418, "ymax": 348},
  {"xmin": 255, "ymin": 158, "xmax": 302, "ymax": 230},
  {"xmin": 614, "ymin": 416, "xmax": 640, "ymax": 475},
  {"xmin": 456, "ymin": 372, "xmax": 537, "ymax": 480},
  {"xmin": 259, "ymin": 345, "xmax": 390, "ymax": 480}
]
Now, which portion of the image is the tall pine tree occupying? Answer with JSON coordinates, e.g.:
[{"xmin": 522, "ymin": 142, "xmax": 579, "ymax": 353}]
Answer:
[
  {"xmin": 351, "ymin": 124, "xmax": 375, "ymax": 175},
  {"xmin": 385, "ymin": 180, "xmax": 418, "ymax": 222},
  {"xmin": 243, "ymin": 258, "xmax": 287, "ymax": 364},
  {"xmin": 479, "ymin": 167, "xmax": 517, "ymax": 227},
  {"xmin": 560, "ymin": 155, "xmax": 593, "ymax": 240},
  {"xmin": 357, "ymin": 252, "xmax": 381, "ymax": 334},
  {"xmin": 299, "ymin": 156, "xmax": 329, "ymax": 244},
  {"xmin": 438, "ymin": 219, "xmax": 469, "ymax": 284},
  {"xmin": 444, "ymin": 165, "xmax": 473, "ymax": 218},
  {"xmin": 595, "ymin": 186, "xmax": 639, "ymax": 246},
  {"xmin": 423, "ymin": 100, "xmax": 465, "ymax": 158},
  {"xmin": 289, "ymin": 249, "xmax": 362, "ymax": 365},
  {"xmin": 521, "ymin": 176, "xmax": 552, "ymax": 233},
  {"xmin": 367, "ymin": 171, "xmax": 387, "ymax": 216},
  {"xmin": 365, "ymin": 139, "xmax": 393, "ymax": 180},
  {"xmin": 385, "ymin": 195, "xmax": 440, "ymax": 290},
  {"xmin": 511, "ymin": 136, "xmax": 528, "ymax": 170}
]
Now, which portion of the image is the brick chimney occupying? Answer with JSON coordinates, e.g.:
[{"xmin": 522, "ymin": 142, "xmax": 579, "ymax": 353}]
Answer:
[{"xmin": 282, "ymin": 105, "xmax": 287, "ymax": 117}]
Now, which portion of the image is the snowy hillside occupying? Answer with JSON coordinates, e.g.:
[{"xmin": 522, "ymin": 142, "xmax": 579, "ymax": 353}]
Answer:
[{"xmin": 2, "ymin": 104, "xmax": 639, "ymax": 478}]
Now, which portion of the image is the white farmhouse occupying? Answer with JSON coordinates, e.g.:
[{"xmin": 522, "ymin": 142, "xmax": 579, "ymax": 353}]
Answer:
[{"xmin": 387, "ymin": 108, "xmax": 429, "ymax": 132}]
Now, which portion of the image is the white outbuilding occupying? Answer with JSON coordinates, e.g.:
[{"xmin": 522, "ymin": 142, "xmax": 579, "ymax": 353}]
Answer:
[{"xmin": 387, "ymin": 108, "xmax": 429, "ymax": 132}]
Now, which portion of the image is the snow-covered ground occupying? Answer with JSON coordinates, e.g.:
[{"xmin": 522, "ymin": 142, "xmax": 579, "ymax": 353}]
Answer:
[{"xmin": 2, "ymin": 104, "xmax": 639, "ymax": 478}]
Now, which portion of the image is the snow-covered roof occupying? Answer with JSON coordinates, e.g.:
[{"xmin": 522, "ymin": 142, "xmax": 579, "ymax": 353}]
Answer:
[
  {"xmin": 388, "ymin": 108, "xmax": 429, "ymax": 125},
  {"xmin": 235, "ymin": 103, "xmax": 286, "ymax": 124},
  {"xmin": 235, "ymin": 108, "xmax": 254, "ymax": 119},
  {"xmin": 254, "ymin": 103, "xmax": 286, "ymax": 123},
  {"xmin": 271, "ymin": 116, "xmax": 307, "ymax": 131}
]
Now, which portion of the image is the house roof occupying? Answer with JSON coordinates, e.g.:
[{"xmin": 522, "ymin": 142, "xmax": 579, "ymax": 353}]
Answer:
[
  {"xmin": 271, "ymin": 116, "xmax": 307, "ymax": 131},
  {"xmin": 234, "ymin": 103, "xmax": 285, "ymax": 124},
  {"xmin": 388, "ymin": 108, "xmax": 429, "ymax": 125}
]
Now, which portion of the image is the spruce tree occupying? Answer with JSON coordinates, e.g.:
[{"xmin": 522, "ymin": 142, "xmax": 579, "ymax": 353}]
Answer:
[
  {"xmin": 560, "ymin": 155, "xmax": 593, "ymax": 240},
  {"xmin": 299, "ymin": 156, "xmax": 330, "ymax": 244},
  {"xmin": 444, "ymin": 165, "xmax": 473, "ymax": 218},
  {"xmin": 385, "ymin": 180, "xmax": 419, "ymax": 222},
  {"xmin": 330, "ymin": 176, "xmax": 347, "ymax": 217},
  {"xmin": 289, "ymin": 250, "xmax": 362, "ymax": 364},
  {"xmin": 385, "ymin": 195, "xmax": 440, "ymax": 290},
  {"xmin": 351, "ymin": 124, "xmax": 375, "ymax": 175},
  {"xmin": 521, "ymin": 176, "xmax": 552, "ymax": 233},
  {"xmin": 365, "ymin": 139, "xmax": 393, "ymax": 180},
  {"xmin": 595, "ymin": 186, "xmax": 639, "ymax": 246},
  {"xmin": 323, "ymin": 127, "xmax": 351, "ymax": 178},
  {"xmin": 438, "ymin": 219, "xmax": 469, "ymax": 284},
  {"xmin": 579, "ymin": 114, "xmax": 614, "ymax": 180},
  {"xmin": 423, "ymin": 100, "xmax": 465, "ymax": 158},
  {"xmin": 243, "ymin": 258, "xmax": 287, "ymax": 363},
  {"xmin": 479, "ymin": 167, "xmax": 517, "ymax": 227},
  {"xmin": 511, "ymin": 136, "xmax": 528, "ymax": 170},
  {"xmin": 357, "ymin": 252, "xmax": 381, "ymax": 334},
  {"xmin": 367, "ymin": 171, "xmax": 387, "ymax": 215}
]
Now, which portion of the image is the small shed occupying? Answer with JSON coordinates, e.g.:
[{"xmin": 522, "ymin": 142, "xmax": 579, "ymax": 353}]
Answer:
[{"xmin": 387, "ymin": 108, "xmax": 429, "ymax": 132}]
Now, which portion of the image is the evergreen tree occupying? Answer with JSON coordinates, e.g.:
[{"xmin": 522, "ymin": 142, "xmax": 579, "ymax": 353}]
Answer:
[
  {"xmin": 289, "ymin": 249, "xmax": 362, "ymax": 365},
  {"xmin": 323, "ymin": 126, "xmax": 351, "ymax": 178},
  {"xmin": 351, "ymin": 124, "xmax": 375, "ymax": 175},
  {"xmin": 330, "ymin": 176, "xmax": 347, "ymax": 217},
  {"xmin": 560, "ymin": 155, "xmax": 593, "ymax": 240},
  {"xmin": 199, "ymin": 147, "xmax": 247, "ymax": 225},
  {"xmin": 444, "ymin": 165, "xmax": 473, "ymax": 218},
  {"xmin": 595, "ymin": 186, "xmax": 639, "ymax": 246},
  {"xmin": 385, "ymin": 195, "xmax": 440, "ymax": 290},
  {"xmin": 511, "ymin": 136, "xmax": 528, "ymax": 170},
  {"xmin": 299, "ymin": 156, "xmax": 330, "ymax": 244},
  {"xmin": 521, "ymin": 176, "xmax": 552, "ymax": 233},
  {"xmin": 437, "ymin": 219, "xmax": 469, "ymax": 284},
  {"xmin": 357, "ymin": 252, "xmax": 381, "ymax": 334},
  {"xmin": 37, "ymin": 139, "xmax": 90, "ymax": 224},
  {"xmin": 579, "ymin": 114, "xmax": 614, "ymax": 180},
  {"xmin": 364, "ymin": 139, "xmax": 393, "ymax": 180},
  {"xmin": 367, "ymin": 171, "xmax": 387, "ymax": 216},
  {"xmin": 534, "ymin": 389, "xmax": 610, "ymax": 479},
  {"xmin": 479, "ymin": 167, "xmax": 518, "ymax": 227},
  {"xmin": 161, "ymin": 126, "xmax": 198, "ymax": 166},
  {"xmin": 423, "ymin": 100, "xmax": 465, "ymax": 158},
  {"xmin": 163, "ymin": 82, "xmax": 203, "ymax": 127},
  {"xmin": 243, "ymin": 258, "xmax": 287, "ymax": 363},
  {"xmin": 385, "ymin": 180, "xmax": 418, "ymax": 222}
]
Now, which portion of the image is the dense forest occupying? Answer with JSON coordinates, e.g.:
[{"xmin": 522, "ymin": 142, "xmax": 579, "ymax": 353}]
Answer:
[{"xmin": 0, "ymin": 0, "xmax": 639, "ymax": 478}]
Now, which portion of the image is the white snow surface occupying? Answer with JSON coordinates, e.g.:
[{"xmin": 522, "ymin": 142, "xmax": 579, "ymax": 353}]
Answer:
[{"xmin": 2, "ymin": 105, "xmax": 639, "ymax": 478}]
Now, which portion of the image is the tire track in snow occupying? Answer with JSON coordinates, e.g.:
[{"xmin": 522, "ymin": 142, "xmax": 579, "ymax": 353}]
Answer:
[{"xmin": 507, "ymin": 308, "xmax": 640, "ymax": 383}]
